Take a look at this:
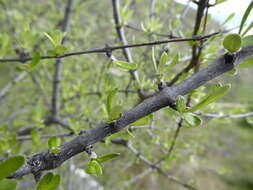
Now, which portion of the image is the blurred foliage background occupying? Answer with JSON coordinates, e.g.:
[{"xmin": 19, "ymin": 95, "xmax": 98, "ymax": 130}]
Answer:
[{"xmin": 0, "ymin": 0, "xmax": 253, "ymax": 189}]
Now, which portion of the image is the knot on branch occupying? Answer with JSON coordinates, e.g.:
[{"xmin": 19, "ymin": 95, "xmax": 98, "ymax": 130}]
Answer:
[
  {"xmin": 224, "ymin": 52, "xmax": 236, "ymax": 65},
  {"xmin": 105, "ymin": 44, "xmax": 112, "ymax": 58},
  {"xmin": 28, "ymin": 155, "xmax": 43, "ymax": 174}
]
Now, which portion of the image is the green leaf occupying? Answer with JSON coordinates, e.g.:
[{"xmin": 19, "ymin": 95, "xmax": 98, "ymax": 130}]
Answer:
[
  {"xmin": 242, "ymin": 35, "xmax": 253, "ymax": 47},
  {"xmin": 96, "ymin": 153, "xmax": 120, "ymax": 163},
  {"xmin": 215, "ymin": 0, "xmax": 227, "ymax": 4},
  {"xmin": 31, "ymin": 130, "xmax": 41, "ymax": 145},
  {"xmin": 176, "ymin": 95, "xmax": 186, "ymax": 113},
  {"xmin": 0, "ymin": 179, "xmax": 17, "ymax": 190},
  {"xmin": 158, "ymin": 52, "xmax": 168, "ymax": 72},
  {"xmin": 108, "ymin": 105, "xmax": 123, "ymax": 122},
  {"xmin": 55, "ymin": 45, "xmax": 67, "ymax": 56},
  {"xmin": 222, "ymin": 13, "xmax": 235, "ymax": 25},
  {"xmin": 106, "ymin": 88, "xmax": 117, "ymax": 114},
  {"xmin": 15, "ymin": 65, "xmax": 29, "ymax": 72},
  {"xmin": 164, "ymin": 54, "xmax": 179, "ymax": 73},
  {"xmin": 237, "ymin": 56, "xmax": 253, "ymax": 68},
  {"xmin": 187, "ymin": 84, "xmax": 231, "ymax": 112},
  {"xmin": 0, "ymin": 155, "xmax": 25, "ymax": 180},
  {"xmin": 36, "ymin": 173, "xmax": 61, "ymax": 190},
  {"xmin": 48, "ymin": 136, "xmax": 61, "ymax": 150},
  {"xmin": 222, "ymin": 33, "xmax": 242, "ymax": 53},
  {"xmin": 183, "ymin": 113, "xmax": 202, "ymax": 127},
  {"xmin": 113, "ymin": 60, "xmax": 137, "ymax": 70},
  {"xmin": 132, "ymin": 114, "xmax": 153, "ymax": 126},
  {"xmin": 152, "ymin": 47, "xmax": 158, "ymax": 72},
  {"xmin": 239, "ymin": 1, "xmax": 253, "ymax": 35},
  {"xmin": 30, "ymin": 52, "xmax": 41, "ymax": 70},
  {"xmin": 85, "ymin": 160, "xmax": 103, "ymax": 176},
  {"xmin": 242, "ymin": 21, "xmax": 253, "ymax": 36},
  {"xmin": 227, "ymin": 68, "xmax": 237, "ymax": 75},
  {"xmin": 44, "ymin": 32, "xmax": 56, "ymax": 47}
]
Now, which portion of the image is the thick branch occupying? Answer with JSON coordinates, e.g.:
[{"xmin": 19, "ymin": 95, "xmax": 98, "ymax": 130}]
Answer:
[{"xmin": 8, "ymin": 45, "xmax": 253, "ymax": 179}]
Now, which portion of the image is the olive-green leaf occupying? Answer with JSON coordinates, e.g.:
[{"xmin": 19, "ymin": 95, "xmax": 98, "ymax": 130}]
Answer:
[
  {"xmin": 0, "ymin": 155, "xmax": 25, "ymax": 180},
  {"xmin": 132, "ymin": 114, "xmax": 153, "ymax": 126},
  {"xmin": 242, "ymin": 35, "xmax": 253, "ymax": 47},
  {"xmin": 222, "ymin": 13, "xmax": 235, "ymax": 25},
  {"xmin": 108, "ymin": 105, "xmax": 123, "ymax": 122},
  {"xmin": 242, "ymin": 21, "xmax": 253, "ymax": 36},
  {"xmin": 85, "ymin": 160, "xmax": 103, "ymax": 176},
  {"xmin": 183, "ymin": 113, "xmax": 202, "ymax": 127},
  {"xmin": 238, "ymin": 56, "xmax": 253, "ymax": 68},
  {"xmin": 176, "ymin": 95, "xmax": 186, "ymax": 113},
  {"xmin": 106, "ymin": 88, "xmax": 117, "ymax": 114},
  {"xmin": 164, "ymin": 54, "xmax": 179, "ymax": 73},
  {"xmin": 152, "ymin": 47, "xmax": 158, "ymax": 72},
  {"xmin": 36, "ymin": 173, "xmax": 61, "ymax": 190},
  {"xmin": 30, "ymin": 52, "xmax": 41, "ymax": 69},
  {"xmin": 223, "ymin": 33, "xmax": 242, "ymax": 53},
  {"xmin": 113, "ymin": 60, "xmax": 137, "ymax": 70},
  {"xmin": 44, "ymin": 32, "xmax": 56, "ymax": 47},
  {"xmin": 55, "ymin": 45, "xmax": 67, "ymax": 56},
  {"xmin": 188, "ymin": 84, "xmax": 231, "ymax": 112},
  {"xmin": 0, "ymin": 179, "xmax": 17, "ymax": 190},
  {"xmin": 48, "ymin": 136, "xmax": 61, "ymax": 149},
  {"xmin": 158, "ymin": 52, "xmax": 168, "ymax": 72},
  {"xmin": 239, "ymin": 1, "xmax": 253, "ymax": 35},
  {"xmin": 96, "ymin": 153, "xmax": 120, "ymax": 163}
]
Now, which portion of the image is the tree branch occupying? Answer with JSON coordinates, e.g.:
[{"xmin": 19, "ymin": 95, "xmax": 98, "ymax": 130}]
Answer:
[
  {"xmin": 0, "ymin": 32, "xmax": 219, "ymax": 63},
  {"xmin": 51, "ymin": 0, "xmax": 73, "ymax": 118},
  {"xmin": 8, "ymin": 45, "xmax": 253, "ymax": 179}
]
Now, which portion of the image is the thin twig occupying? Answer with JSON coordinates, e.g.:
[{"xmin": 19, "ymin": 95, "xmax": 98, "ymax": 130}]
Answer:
[{"xmin": 0, "ymin": 33, "xmax": 219, "ymax": 63}]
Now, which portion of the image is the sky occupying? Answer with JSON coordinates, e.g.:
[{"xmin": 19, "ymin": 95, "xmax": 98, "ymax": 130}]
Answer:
[{"xmin": 175, "ymin": 0, "xmax": 253, "ymax": 34}]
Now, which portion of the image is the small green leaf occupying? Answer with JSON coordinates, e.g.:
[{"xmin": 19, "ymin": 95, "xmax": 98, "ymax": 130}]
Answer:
[
  {"xmin": 215, "ymin": 0, "xmax": 227, "ymax": 4},
  {"xmin": 48, "ymin": 136, "xmax": 61, "ymax": 150},
  {"xmin": 85, "ymin": 160, "xmax": 103, "ymax": 176},
  {"xmin": 31, "ymin": 130, "xmax": 41, "ymax": 145},
  {"xmin": 96, "ymin": 153, "xmax": 120, "ymax": 163},
  {"xmin": 164, "ymin": 54, "xmax": 179, "ymax": 73},
  {"xmin": 239, "ymin": 1, "xmax": 253, "ymax": 35},
  {"xmin": 176, "ymin": 95, "xmax": 186, "ymax": 113},
  {"xmin": 227, "ymin": 68, "xmax": 237, "ymax": 75},
  {"xmin": 44, "ymin": 32, "xmax": 56, "ymax": 47},
  {"xmin": 0, "ymin": 179, "xmax": 17, "ymax": 190},
  {"xmin": 106, "ymin": 88, "xmax": 117, "ymax": 114},
  {"xmin": 242, "ymin": 35, "xmax": 253, "ymax": 47},
  {"xmin": 15, "ymin": 65, "xmax": 29, "ymax": 72},
  {"xmin": 30, "ymin": 52, "xmax": 41, "ymax": 70},
  {"xmin": 113, "ymin": 60, "xmax": 137, "ymax": 70},
  {"xmin": 158, "ymin": 52, "xmax": 168, "ymax": 72},
  {"xmin": 47, "ymin": 50, "xmax": 57, "ymax": 56},
  {"xmin": 223, "ymin": 33, "xmax": 242, "ymax": 53},
  {"xmin": 0, "ymin": 155, "xmax": 25, "ymax": 180},
  {"xmin": 55, "ymin": 45, "xmax": 67, "ymax": 56},
  {"xmin": 36, "ymin": 173, "xmax": 61, "ymax": 190},
  {"xmin": 242, "ymin": 21, "xmax": 253, "ymax": 37},
  {"xmin": 108, "ymin": 105, "xmax": 123, "ymax": 122},
  {"xmin": 183, "ymin": 113, "xmax": 202, "ymax": 127},
  {"xmin": 132, "ymin": 114, "xmax": 153, "ymax": 126},
  {"xmin": 152, "ymin": 47, "xmax": 158, "ymax": 72},
  {"xmin": 237, "ymin": 56, "xmax": 253, "ymax": 68},
  {"xmin": 222, "ymin": 13, "xmax": 235, "ymax": 25},
  {"xmin": 187, "ymin": 84, "xmax": 231, "ymax": 112}
]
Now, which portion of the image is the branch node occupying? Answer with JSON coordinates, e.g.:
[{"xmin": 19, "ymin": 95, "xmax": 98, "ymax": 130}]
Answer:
[
  {"xmin": 105, "ymin": 44, "xmax": 112, "ymax": 58},
  {"xmin": 224, "ymin": 52, "xmax": 236, "ymax": 65}
]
